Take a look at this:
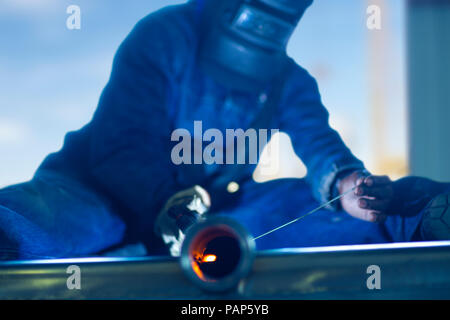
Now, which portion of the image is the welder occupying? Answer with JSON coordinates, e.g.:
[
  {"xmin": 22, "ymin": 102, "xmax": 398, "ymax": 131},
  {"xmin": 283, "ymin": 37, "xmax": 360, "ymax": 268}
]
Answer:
[{"xmin": 0, "ymin": 0, "xmax": 449, "ymax": 259}]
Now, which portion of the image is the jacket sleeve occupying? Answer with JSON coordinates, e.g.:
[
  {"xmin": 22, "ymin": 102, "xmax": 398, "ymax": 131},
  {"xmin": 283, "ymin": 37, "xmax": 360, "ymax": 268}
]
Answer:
[
  {"xmin": 87, "ymin": 7, "xmax": 193, "ymax": 240},
  {"xmin": 279, "ymin": 65, "xmax": 366, "ymax": 207}
]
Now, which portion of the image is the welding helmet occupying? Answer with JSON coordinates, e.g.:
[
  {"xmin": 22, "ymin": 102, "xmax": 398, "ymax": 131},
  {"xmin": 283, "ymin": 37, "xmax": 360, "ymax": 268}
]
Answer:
[{"xmin": 198, "ymin": 0, "xmax": 313, "ymax": 92}]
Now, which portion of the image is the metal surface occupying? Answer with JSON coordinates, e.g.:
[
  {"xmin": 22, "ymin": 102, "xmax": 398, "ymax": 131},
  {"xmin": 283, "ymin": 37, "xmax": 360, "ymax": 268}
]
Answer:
[{"xmin": 1, "ymin": 241, "xmax": 450, "ymax": 299}]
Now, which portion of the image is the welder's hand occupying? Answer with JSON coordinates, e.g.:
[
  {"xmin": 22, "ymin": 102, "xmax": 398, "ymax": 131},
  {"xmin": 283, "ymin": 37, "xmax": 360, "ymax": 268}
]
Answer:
[
  {"xmin": 339, "ymin": 171, "xmax": 394, "ymax": 223},
  {"xmin": 154, "ymin": 185, "xmax": 211, "ymax": 257}
]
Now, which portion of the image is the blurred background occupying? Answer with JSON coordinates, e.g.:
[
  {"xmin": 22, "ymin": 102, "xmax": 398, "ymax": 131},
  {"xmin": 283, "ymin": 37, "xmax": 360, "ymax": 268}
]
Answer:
[{"xmin": 0, "ymin": 0, "xmax": 449, "ymax": 188}]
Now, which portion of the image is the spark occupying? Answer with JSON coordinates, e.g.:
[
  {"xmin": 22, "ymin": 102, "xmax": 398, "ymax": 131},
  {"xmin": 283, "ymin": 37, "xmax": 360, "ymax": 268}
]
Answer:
[{"xmin": 202, "ymin": 254, "xmax": 217, "ymax": 263}]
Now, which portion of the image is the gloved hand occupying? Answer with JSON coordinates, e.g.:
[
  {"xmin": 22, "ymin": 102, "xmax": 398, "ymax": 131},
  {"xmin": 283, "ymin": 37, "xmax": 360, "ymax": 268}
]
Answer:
[
  {"xmin": 154, "ymin": 185, "xmax": 211, "ymax": 257},
  {"xmin": 339, "ymin": 170, "xmax": 394, "ymax": 223}
]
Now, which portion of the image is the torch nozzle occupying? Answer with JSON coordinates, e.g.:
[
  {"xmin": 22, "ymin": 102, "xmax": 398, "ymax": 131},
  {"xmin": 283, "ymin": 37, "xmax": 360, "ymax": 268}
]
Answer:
[{"xmin": 180, "ymin": 217, "xmax": 255, "ymax": 292}]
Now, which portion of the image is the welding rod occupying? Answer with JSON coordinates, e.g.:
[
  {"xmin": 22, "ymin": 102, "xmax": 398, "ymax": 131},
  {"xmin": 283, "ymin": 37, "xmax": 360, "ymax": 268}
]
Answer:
[{"xmin": 252, "ymin": 186, "xmax": 357, "ymax": 241}]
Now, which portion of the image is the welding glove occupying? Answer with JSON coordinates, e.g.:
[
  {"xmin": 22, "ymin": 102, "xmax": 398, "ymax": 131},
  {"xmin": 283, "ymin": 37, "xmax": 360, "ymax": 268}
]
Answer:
[{"xmin": 154, "ymin": 185, "xmax": 211, "ymax": 257}]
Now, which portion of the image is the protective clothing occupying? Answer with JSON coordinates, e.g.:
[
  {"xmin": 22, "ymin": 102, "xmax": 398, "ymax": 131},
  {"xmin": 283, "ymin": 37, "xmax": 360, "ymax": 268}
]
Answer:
[{"xmin": 420, "ymin": 192, "xmax": 450, "ymax": 240}]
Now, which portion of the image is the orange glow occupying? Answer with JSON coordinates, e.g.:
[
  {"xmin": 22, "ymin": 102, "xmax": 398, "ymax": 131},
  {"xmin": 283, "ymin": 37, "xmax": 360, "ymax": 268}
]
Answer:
[
  {"xmin": 191, "ymin": 261, "xmax": 205, "ymax": 280},
  {"xmin": 202, "ymin": 254, "xmax": 217, "ymax": 263}
]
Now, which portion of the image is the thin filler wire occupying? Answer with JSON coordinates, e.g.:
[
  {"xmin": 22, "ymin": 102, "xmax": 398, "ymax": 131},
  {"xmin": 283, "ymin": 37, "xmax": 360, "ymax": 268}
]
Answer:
[{"xmin": 253, "ymin": 186, "xmax": 357, "ymax": 241}]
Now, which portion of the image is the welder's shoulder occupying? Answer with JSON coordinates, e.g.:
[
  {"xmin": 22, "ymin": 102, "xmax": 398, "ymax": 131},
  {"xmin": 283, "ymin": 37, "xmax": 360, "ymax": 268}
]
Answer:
[
  {"xmin": 280, "ymin": 61, "xmax": 323, "ymax": 107},
  {"xmin": 117, "ymin": 4, "xmax": 198, "ymax": 72},
  {"xmin": 135, "ymin": 3, "xmax": 198, "ymax": 43},
  {"xmin": 280, "ymin": 63, "xmax": 328, "ymax": 121},
  {"xmin": 286, "ymin": 62, "xmax": 321, "ymax": 95}
]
